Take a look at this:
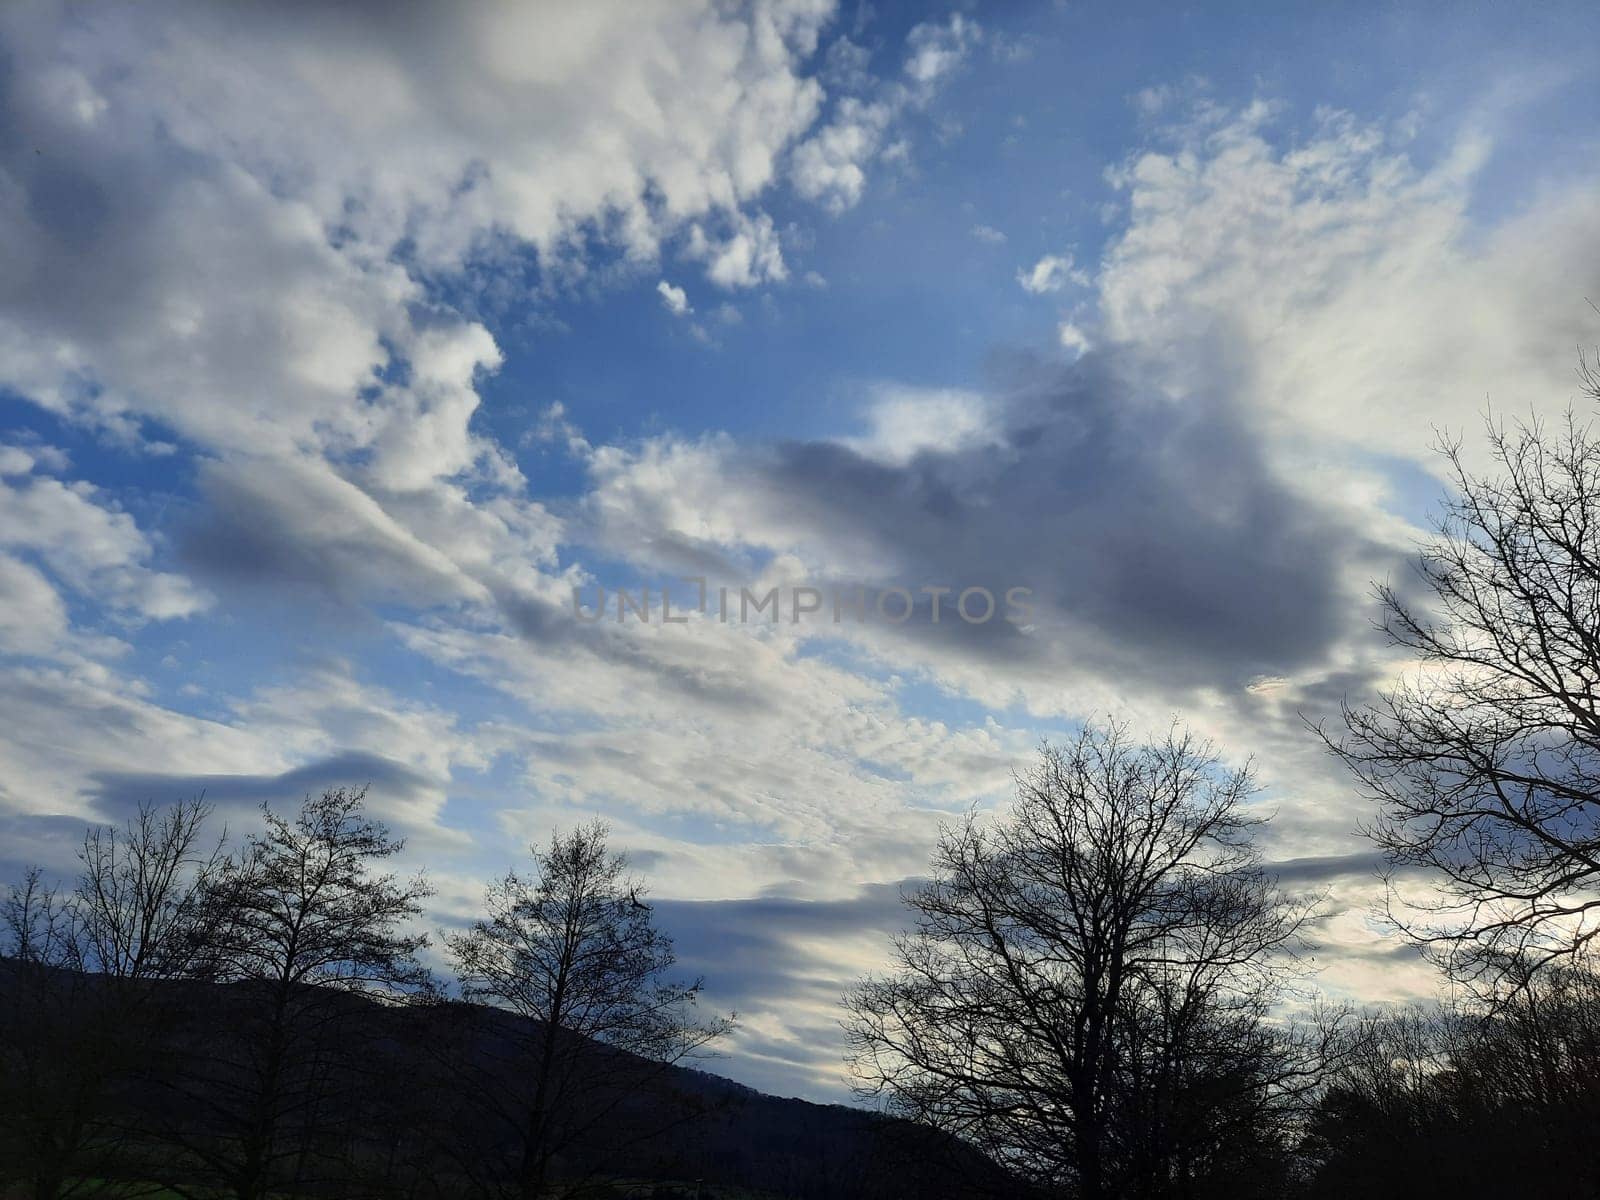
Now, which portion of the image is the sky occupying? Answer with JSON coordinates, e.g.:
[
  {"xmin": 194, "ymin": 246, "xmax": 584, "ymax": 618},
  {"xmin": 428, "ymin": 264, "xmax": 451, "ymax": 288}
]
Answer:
[{"xmin": 2, "ymin": 0, "xmax": 1600, "ymax": 1102}]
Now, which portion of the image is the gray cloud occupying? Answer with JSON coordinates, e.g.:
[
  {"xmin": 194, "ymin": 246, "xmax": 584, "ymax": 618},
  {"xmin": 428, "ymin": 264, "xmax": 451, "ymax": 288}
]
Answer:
[
  {"xmin": 0, "ymin": 809, "xmax": 102, "ymax": 882},
  {"xmin": 746, "ymin": 347, "xmax": 1404, "ymax": 691},
  {"xmin": 1263, "ymin": 850, "xmax": 1388, "ymax": 886},
  {"xmin": 655, "ymin": 883, "xmax": 911, "ymax": 1015},
  {"xmin": 651, "ymin": 882, "xmax": 913, "ymax": 1098},
  {"xmin": 86, "ymin": 750, "xmax": 441, "ymax": 833},
  {"xmin": 179, "ymin": 458, "xmax": 477, "ymax": 609}
]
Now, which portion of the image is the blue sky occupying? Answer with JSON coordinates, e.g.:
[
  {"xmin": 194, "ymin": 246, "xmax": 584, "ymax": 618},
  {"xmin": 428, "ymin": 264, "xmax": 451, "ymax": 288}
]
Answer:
[{"xmin": 2, "ymin": 0, "xmax": 1600, "ymax": 1101}]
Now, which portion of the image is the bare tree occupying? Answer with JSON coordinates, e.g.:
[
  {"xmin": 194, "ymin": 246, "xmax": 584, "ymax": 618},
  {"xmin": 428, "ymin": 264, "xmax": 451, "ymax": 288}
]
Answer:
[
  {"xmin": 446, "ymin": 821, "xmax": 732, "ymax": 1200},
  {"xmin": 1, "ymin": 866, "xmax": 80, "ymax": 968},
  {"xmin": 844, "ymin": 724, "xmax": 1319, "ymax": 1200},
  {"xmin": 1325, "ymin": 368, "xmax": 1600, "ymax": 988},
  {"xmin": 1304, "ymin": 955, "xmax": 1600, "ymax": 1198},
  {"xmin": 159, "ymin": 786, "xmax": 434, "ymax": 1200},
  {"xmin": 75, "ymin": 796, "xmax": 227, "ymax": 983},
  {"xmin": 1, "ymin": 798, "xmax": 226, "ymax": 1200}
]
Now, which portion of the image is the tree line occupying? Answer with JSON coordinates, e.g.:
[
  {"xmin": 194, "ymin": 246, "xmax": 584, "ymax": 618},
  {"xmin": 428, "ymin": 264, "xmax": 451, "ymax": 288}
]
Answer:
[
  {"xmin": 10, "ymin": 354, "xmax": 1600, "ymax": 1197},
  {"xmin": 1, "ymin": 795, "xmax": 730, "ymax": 1199},
  {"xmin": 841, "ymin": 718, "xmax": 1600, "ymax": 1198}
]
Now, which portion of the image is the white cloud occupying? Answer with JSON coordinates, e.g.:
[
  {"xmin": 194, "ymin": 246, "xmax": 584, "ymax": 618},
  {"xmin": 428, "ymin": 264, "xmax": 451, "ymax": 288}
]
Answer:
[
  {"xmin": 685, "ymin": 211, "xmax": 788, "ymax": 289},
  {"xmin": 0, "ymin": 0, "xmax": 854, "ymax": 725},
  {"xmin": 0, "ymin": 555, "xmax": 71, "ymax": 657},
  {"xmin": 0, "ymin": 470, "xmax": 207, "ymax": 625},
  {"xmin": 1132, "ymin": 84, "xmax": 1174, "ymax": 117},
  {"xmin": 970, "ymin": 224, "xmax": 1007, "ymax": 244},
  {"xmin": 791, "ymin": 97, "xmax": 893, "ymax": 214},
  {"xmin": 842, "ymin": 385, "xmax": 1002, "ymax": 465},
  {"xmin": 6, "ymin": 0, "xmax": 1597, "ymax": 1097},
  {"xmin": 0, "ymin": 660, "xmax": 282, "ymax": 832},
  {"xmin": 0, "ymin": 0, "xmax": 996, "ymax": 1100},
  {"xmin": 0, "ymin": 446, "xmax": 37, "ymax": 478},
  {"xmin": 1017, "ymin": 252, "xmax": 1084, "ymax": 294},
  {"xmin": 0, "ymin": 0, "xmax": 852, "ymax": 508},
  {"xmin": 791, "ymin": 13, "xmax": 979, "ymax": 213},
  {"xmin": 657, "ymin": 280, "xmax": 692, "ymax": 317},
  {"xmin": 820, "ymin": 36, "xmax": 874, "ymax": 94},
  {"xmin": 70, "ymin": 1, "xmax": 833, "ymax": 274},
  {"xmin": 1058, "ymin": 322, "xmax": 1092, "ymax": 356},
  {"xmin": 550, "ymin": 96, "xmax": 1600, "ymax": 1040},
  {"xmin": 904, "ymin": 13, "xmax": 982, "ymax": 87},
  {"xmin": 1098, "ymin": 103, "xmax": 1600, "ymax": 471}
]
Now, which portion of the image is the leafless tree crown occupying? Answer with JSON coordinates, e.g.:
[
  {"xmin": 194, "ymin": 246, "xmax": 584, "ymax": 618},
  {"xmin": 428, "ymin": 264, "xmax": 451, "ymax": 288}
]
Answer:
[
  {"xmin": 845, "ymin": 722, "xmax": 1321, "ymax": 1199},
  {"xmin": 1326, "ymin": 362, "xmax": 1600, "ymax": 987}
]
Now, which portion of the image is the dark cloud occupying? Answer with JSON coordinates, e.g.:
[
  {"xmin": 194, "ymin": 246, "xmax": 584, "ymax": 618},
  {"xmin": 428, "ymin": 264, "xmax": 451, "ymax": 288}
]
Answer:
[
  {"xmin": 85, "ymin": 750, "xmax": 438, "ymax": 831},
  {"xmin": 1263, "ymin": 850, "xmax": 1389, "ymax": 886},
  {"xmin": 654, "ymin": 882, "xmax": 911, "ymax": 1015},
  {"xmin": 754, "ymin": 348, "xmax": 1405, "ymax": 691},
  {"xmin": 496, "ymin": 587, "xmax": 781, "ymax": 716},
  {"xmin": 183, "ymin": 463, "xmax": 778, "ymax": 718},
  {"xmin": 1333, "ymin": 939, "xmax": 1429, "ymax": 966},
  {"xmin": 179, "ymin": 460, "xmax": 471, "ymax": 609},
  {"xmin": 0, "ymin": 809, "xmax": 102, "ymax": 882}
]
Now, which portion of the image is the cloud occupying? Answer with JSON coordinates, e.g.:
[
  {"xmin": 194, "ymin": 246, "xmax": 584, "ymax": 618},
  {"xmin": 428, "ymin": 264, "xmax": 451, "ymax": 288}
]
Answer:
[
  {"xmin": 0, "ymin": 466, "xmax": 207, "ymax": 625},
  {"xmin": 656, "ymin": 280, "xmax": 692, "ymax": 317},
  {"xmin": 1263, "ymin": 851, "xmax": 1389, "ymax": 886},
  {"xmin": 791, "ymin": 97, "xmax": 892, "ymax": 214},
  {"xmin": 0, "ymin": 555, "xmax": 71, "ymax": 656},
  {"xmin": 1057, "ymin": 322, "xmax": 1092, "ymax": 356},
  {"xmin": 840, "ymin": 385, "xmax": 1001, "ymax": 465},
  {"xmin": 970, "ymin": 224, "xmax": 1007, "ymax": 244},
  {"xmin": 394, "ymin": 601, "xmax": 1020, "ymax": 858},
  {"xmin": 791, "ymin": 13, "xmax": 979, "ymax": 213},
  {"xmin": 819, "ymin": 36, "xmax": 874, "ymax": 95},
  {"xmin": 685, "ymin": 211, "xmax": 788, "ymax": 289},
  {"xmin": 5, "ymin": 1, "xmax": 1598, "ymax": 1099},
  {"xmin": 0, "ymin": 0, "xmax": 860, "ymax": 674},
  {"xmin": 1017, "ymin": 252, "xmax": 1083, "ymax": 294},
  {"xmin": 655, "ymin": 882, "xmax": 912, "ymax": 1097},
  {"xmin": 903, "ymin": 13, "xmax": 982, "ymax": 88},
  {"xmin": 6, "ymin": 0, "xmax": 835, "ymax": 278},
  {"xmin": 180, "ymin": 457, "xmax": 488, "ymax": 610},
  {"xmin": 86, "ymin": 750, "xmax": 452, "ymax": 845},
  {"xmin": 0, "ymin": 661, "xmax": 280, "ymax": 840},
  {"xmin": 582, "ymin": 347, "xmax": 1400, "ymax": 699},
  {"xmin": 1098, "ymin": 102, "xmax": 1600, "ymax": 470},
  {"xmin": 1132, "ymin": 84, "xmax": 1176, "ymax": 118}
]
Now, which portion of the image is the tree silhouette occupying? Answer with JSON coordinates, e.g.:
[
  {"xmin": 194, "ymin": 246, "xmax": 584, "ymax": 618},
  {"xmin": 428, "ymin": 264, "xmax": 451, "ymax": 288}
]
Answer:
[
  {"xmin": 157, "ymin": 786, "xmax": 433, "ymax": 1200},
  {"xmin": 1, "ymin": 797, "xmax": 224, "ymax": 1199},
  {"xmin": 1303, "ymin": 956, "xmax": 1600, "ymax": 1198},
  {"xmin": 1325, "ymin": 360, "xmax": 1600, "ymax": 989},
  {"xmin": 0, "ymin": 868, "xmax": 91, "ymax": 1200},
  {"xmin": 845, "ymin": 723, "xmax": 1320, "ymax": 1199},
  {"xmin": 75, "ymin": 796, "xmax": 227, "ymax": 984},
  {"xmin": 446, "ymin": 821, "xmax": 732, "ymax": 1199}
]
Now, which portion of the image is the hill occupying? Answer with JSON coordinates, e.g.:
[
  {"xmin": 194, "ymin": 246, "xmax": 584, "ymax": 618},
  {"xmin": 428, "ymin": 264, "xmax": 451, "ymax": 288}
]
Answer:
[{"xmin": 0, "ymin": 961, "xmax": 1011, "ymax": 1200}]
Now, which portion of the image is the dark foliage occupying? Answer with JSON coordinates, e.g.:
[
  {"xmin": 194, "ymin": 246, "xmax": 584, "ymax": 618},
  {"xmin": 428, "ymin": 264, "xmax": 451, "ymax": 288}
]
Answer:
[{"xmin": 1301, "ymin": 956, "xmax": 1600, "ymax": 1199}]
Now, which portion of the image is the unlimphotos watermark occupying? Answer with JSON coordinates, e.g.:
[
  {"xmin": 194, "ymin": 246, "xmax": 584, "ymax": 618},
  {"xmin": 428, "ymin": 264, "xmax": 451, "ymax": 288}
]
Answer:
[{"xmin": 572, "ymin": 578, "xmax": 1032, "ymax": 626}]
